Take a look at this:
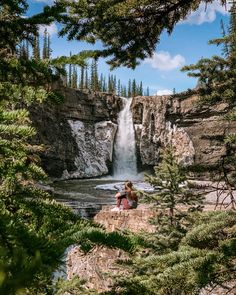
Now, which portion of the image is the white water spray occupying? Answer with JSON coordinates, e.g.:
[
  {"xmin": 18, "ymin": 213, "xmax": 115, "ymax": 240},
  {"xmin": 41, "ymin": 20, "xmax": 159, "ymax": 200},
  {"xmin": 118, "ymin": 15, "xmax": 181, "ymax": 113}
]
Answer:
[{"xmin": 113, "ymin": 97, "xmax": 138, "ymax": 180}]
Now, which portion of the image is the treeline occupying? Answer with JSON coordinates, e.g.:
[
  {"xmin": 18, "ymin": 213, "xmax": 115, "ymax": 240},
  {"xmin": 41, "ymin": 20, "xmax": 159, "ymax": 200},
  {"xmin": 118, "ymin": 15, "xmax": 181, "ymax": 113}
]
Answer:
[
  {"xmin": 66, "ymin": 58, "xmax": 150, "ymax": 96},
  {"xmin": 19, "ymin": 28, "xmax": 51, "ymax": 60},
  {"xmin": 19, "ymin": 30, "xmax": 150, "ymax": 97}
]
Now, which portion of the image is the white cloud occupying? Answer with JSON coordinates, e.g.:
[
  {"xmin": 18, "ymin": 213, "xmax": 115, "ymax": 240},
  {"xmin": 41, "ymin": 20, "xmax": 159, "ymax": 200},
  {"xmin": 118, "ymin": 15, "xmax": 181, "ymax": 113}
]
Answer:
[
  {"xmin": 156, "ymin": 89, "xmax": 173, "ymax": 96},
  {"xmin": 144, "ymin": 51, "xmax": 185, "ymax": 71},
  {"xmin": 181, "ymin": 1, "xmax": 231, "ymax": 25},
  {"xmin": 39, "ymin": 22, "xmax": 58, "ymax": 36}
]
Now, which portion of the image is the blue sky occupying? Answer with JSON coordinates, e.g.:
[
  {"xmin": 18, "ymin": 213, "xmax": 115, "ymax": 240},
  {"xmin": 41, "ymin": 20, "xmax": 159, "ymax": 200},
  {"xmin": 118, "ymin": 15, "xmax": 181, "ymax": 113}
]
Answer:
[{"xmin": 28, "ymin": 0, "xmax": 231, "ymax": 95}]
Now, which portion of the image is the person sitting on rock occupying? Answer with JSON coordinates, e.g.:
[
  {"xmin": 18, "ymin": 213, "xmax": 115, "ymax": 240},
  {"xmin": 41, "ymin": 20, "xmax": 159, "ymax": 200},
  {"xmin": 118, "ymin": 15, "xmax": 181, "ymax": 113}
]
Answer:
[{"xmin": 111, "ymin": 181, "xmax": 138, "ymax": 211}]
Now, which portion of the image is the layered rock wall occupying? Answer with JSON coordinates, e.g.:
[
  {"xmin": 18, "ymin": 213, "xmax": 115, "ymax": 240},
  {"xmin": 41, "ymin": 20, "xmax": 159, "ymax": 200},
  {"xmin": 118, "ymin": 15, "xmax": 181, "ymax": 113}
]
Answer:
[
  {"xmin": 132, "ymin": 94, "xmax": 236, "ymax": 169},
  {"xmin": 30, "ymin": 84, "xmax": 236, "ymax": 179},
  {"xmin": 29, "ymin": 84, "xmax": 122, "ymax": 179}
]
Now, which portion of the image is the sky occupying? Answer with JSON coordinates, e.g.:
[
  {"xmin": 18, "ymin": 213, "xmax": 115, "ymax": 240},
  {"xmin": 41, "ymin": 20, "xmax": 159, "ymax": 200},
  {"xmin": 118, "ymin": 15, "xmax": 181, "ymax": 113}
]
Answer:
[{"xmin": 28, "ymin": 0, "xmax": 231, "ymax": 95}]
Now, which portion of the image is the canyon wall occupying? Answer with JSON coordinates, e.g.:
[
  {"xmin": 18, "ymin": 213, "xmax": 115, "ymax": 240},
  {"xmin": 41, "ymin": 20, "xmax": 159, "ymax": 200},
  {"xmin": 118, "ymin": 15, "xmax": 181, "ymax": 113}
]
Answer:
[
  {"xmin": 29, "ymin": 83, "xmax": 122, "ymax": 179},
  {"xmin": 132, "ymin": 93, "xmax": 236, "ymax": 170},
  {"xmin": 30, "ymin": 84, "xmax": 236, "ymax": 179}
]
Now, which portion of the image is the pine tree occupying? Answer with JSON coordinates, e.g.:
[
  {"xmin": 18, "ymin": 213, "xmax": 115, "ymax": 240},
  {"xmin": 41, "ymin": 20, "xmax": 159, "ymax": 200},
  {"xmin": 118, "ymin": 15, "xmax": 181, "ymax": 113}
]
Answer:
[
  {"xmin": 109, "ymin": 148, "xmax": 236, "ymax": 295},
  {"xmin": 113, "ymin": 210, "xmax": 236, "ymax": 295},
  {"xmin": 99, "ymin": 73, "xmax": 103, "ymax": 91},
  {"xmin": 143, "ymin": 145, "xmax": 203, "ymax": 251},
  {"xmin": 117, "ymin": 79, "xmax": 121, "ymax": 96},
  {"xmin": 93, "ymin": 59, "xmax": 99, "ymax": 91},
  {"xmin": 68, "ymin": 52, "xmax": 72, "ymax": 87},
  {"xmin": 113, "ymin": 75, "xmax": 117, "ymax": 94},
  {"xmin": 123, "ymin": 86, "xmax": 127, "ymax": 97},
  {"xmin": 32, "ymin": 34, "xmax": 40, "ymax": 60},
  {"xmin": 42, "ymin": 28, "xmax": 48, "ymax": 59},
  {"xmin": 60, "ymin": 1, "xmax": 226, "ymax": 68},
  {"xmin": 79, "ymin": 66, "xmax": 84, "ymax": 90},
  {"xmin": 182, "ymin": 3, "xmax": 236, "ymax": 103},
  {"xmin": 132, "ymin": 79, "xmax": 136, "ymax": 97},
  {"xmin": 146, "ymin": 86, "xmax": 150, "ymax": 96},
  {"xmin": 71, "ymin": 66, "xmax": 78, "ymax": 88},
  {"xmin": 90, "ymin": 58, "xmax": 99, "ymax": 91},
  {"xmin": 139, "ymin": 81, "xmax": 143, "ymax": 96},
  {"xmin": 108, "ymin": 74, "xmax": 113, "ymax": 93},
  {"xmin": 47, "ymin": 32, "xmax": 52, "ymax": 59},
  {"xmin": 90, "ymin": 59, "xmax": 94, "ymax": 90},
  {"xmin": 0, "ymin": 2, "xmax": 139, "ymax": 294},
  {"xmin": 85, "ymin": 66, "xmax": 89, "ymax": 89},
  {"xmin": 102, "ymin": 76, "xmax": 107, "ymax": 92},
  {"xmin": 128, "ymin": 79, "xmax": 132, "ymax": 97},
  {"xmin": 110, "ymin": 74, "xmax": 114, "ymax": 93}
]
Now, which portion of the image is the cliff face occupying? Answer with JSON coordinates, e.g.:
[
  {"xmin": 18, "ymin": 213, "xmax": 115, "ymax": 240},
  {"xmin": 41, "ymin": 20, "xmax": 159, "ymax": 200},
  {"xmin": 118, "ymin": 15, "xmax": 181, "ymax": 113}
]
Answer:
[
  {"xmin": 30, "ymin": 85, "xmax": 236, "ymax": 179},
  {"xmin": 29, "ymin": 84, "xmax": 122, "ymax": 179},
  {"xmin": 132, "ymin": 94, "xmax": 236, "ymax": 169}
]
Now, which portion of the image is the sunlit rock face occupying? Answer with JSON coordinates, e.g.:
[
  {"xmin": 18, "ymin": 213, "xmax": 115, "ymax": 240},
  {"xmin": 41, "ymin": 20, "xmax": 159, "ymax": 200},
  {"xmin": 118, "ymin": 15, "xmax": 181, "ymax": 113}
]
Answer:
[
  {"xmin": 29, "ymin": 80, "xmax": 236, "ymax": 179},
  {"xmin": 63, "ymin": 120, "xmax": 117, "ymax": 179},
  {"xmin": 29, "ymin": 83, "xmax": 122, "ymax": 179},
  {"xmin": 132, "ymin": 95, "xmax": 196, "ymax": 167},
  {"xmin": 132, "ymin": 93, "xmax": 236, "ymax": 170}
]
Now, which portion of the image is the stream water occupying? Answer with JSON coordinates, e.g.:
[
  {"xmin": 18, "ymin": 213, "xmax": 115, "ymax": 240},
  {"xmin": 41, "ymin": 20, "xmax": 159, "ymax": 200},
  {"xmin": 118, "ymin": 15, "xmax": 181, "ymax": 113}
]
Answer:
[
  {"xmin": 51, "ymin": 179, "xmax": 117, "ymax": 218},
  {"xmin": 51, "ymin": 178, "xmax": 154, "ymax": 218}
]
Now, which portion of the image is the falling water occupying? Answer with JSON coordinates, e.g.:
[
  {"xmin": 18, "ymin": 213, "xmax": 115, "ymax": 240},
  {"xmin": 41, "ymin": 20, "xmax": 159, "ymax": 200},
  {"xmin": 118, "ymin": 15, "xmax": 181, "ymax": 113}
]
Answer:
[{"xmin": 113, "ymin": 97, "xmax": 138, "ymax": 180}]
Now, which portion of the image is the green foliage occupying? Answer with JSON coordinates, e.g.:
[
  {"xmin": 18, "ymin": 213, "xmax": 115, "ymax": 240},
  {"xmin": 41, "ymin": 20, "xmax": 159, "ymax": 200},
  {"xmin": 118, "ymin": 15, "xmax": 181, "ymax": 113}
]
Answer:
[
  {"xmin": 59, "ymin": 0, "xmax": 226, "ymax": 68},
  {"xmin": 0, "ymin": 2, "xmax": 143, "ymax": 294},
  {"xmin": 90, "ymin": 59, "xmax": 99, "ymax": 91},
  {"xmin": 107, "ymin": 211, "xmax": 236, "ymax": 295},
  {"xmin": 182, "ymin": 3, "xmax": 236, "ymax": 104},
  {"xmin": 144, "ymin": 146, "xmax": 203, "ymax": 251},
  {"xmin": 105, "ymin": 148, "xmax": 235, "ymax": 295},
  {"xmin": 54, "ymin": 277, "xmax": 99, "ymax": 295},
  {"xmin": 51, "ymin": 51, "xmax": 92, "ymax": 68}
]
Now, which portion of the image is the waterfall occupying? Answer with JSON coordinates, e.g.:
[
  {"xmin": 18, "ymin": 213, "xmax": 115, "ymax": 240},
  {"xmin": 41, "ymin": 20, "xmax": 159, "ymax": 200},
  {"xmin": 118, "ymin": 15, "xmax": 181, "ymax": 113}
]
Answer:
[{"xmin": 113, "ymin": 97, "xmax": 138, "ymax": 180}]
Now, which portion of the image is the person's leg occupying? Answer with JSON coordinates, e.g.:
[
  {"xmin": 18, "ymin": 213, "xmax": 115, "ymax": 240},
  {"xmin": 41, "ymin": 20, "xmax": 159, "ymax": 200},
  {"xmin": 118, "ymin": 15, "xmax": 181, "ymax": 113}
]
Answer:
[
  {"xmin": 111, "ymin": 193, "xmax": 123, "ymax": 211},
  {"xmin": 116, "ymin": 196, "xmax": 122, "ymax": 207},
  {"xmin": 122, "ymin": 198, "xmax": 131, "ymax": 210}
]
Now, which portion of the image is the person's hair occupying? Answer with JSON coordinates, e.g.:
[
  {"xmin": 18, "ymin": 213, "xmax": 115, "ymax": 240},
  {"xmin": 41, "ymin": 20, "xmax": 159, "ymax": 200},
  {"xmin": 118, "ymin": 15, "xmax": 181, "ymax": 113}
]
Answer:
[{"xmin": 125, "ymin": 181, "xmax": 133, "ymax": 190}]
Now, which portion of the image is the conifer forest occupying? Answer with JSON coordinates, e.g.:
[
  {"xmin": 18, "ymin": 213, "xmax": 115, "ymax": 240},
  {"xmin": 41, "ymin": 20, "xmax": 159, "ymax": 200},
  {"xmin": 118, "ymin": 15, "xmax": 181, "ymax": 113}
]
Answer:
[{"xmin": 0, "ymin": 1, "xmax": 236, "ymax": 295}]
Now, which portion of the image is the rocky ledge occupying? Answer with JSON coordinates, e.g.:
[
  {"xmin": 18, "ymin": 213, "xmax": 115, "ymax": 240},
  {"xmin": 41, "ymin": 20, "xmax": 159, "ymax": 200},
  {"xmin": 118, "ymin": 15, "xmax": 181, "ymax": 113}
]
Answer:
[
  {"xmin": 67, "ymin": 205, "xmax": 156, "ymax": 293},
  {"xmin": 94, "ymin": 204, "xmax": 157, "ymax": 233},
  {"xmin": 67, "ymin": 202, "xmax": 235, "ymax": 294}
]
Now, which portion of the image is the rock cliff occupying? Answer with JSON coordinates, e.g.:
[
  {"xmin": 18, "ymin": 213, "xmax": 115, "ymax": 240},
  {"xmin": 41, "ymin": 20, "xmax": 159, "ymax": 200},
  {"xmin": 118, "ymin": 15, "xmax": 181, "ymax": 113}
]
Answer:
[
  {"xmin": 30, "ymin": 84, "xmax": 236, "ymax": 179},
  {"xmin": 132, "ymin": 93, "xmax": 236, "ymax": 170},
  {"xmin": 29, "ymin": 83, "xmax": 122, "ymax": 179}
]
